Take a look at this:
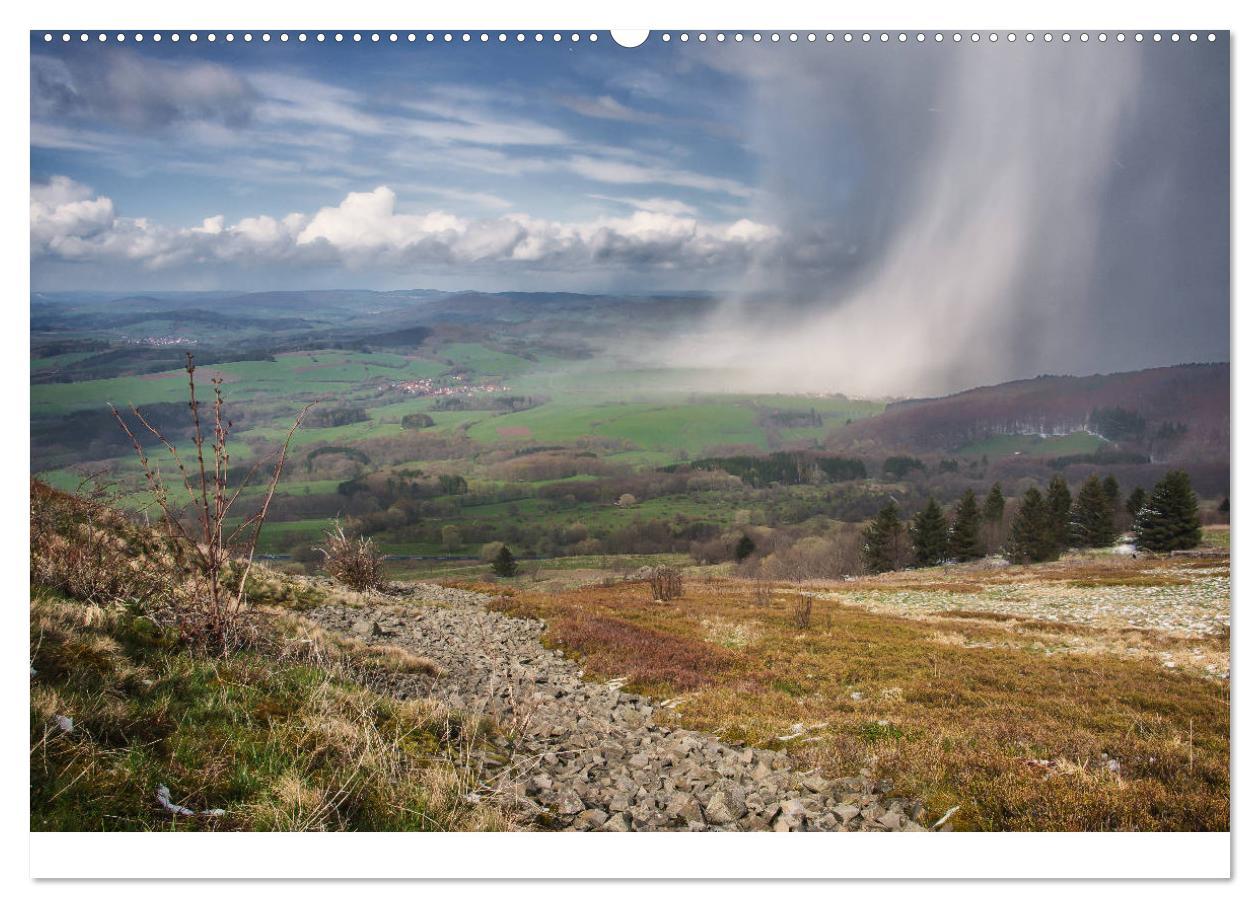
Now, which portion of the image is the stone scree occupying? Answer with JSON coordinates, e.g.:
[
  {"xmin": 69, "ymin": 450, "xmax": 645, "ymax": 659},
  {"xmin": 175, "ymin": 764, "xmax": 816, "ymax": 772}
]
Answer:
[{"xmin": 309, "ymin": 583, "xmax": 928, "ymax": 832}]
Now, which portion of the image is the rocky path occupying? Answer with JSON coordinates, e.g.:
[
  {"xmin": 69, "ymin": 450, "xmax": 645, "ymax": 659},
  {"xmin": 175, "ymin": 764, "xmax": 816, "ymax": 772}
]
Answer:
[{"xmin": 309, "ymin": 583, "xmax": 928, "ymax": 832}]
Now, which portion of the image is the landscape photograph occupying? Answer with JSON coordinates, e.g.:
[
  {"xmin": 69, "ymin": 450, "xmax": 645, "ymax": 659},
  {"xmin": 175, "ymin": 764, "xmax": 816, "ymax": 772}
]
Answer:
[{"xmin": 29, "ymin": 29, "xmax": 1230, "ymax": 837}]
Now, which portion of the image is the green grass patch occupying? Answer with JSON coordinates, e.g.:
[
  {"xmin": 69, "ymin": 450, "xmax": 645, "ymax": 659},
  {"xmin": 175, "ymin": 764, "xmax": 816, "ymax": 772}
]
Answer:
[
  {"xmin": 465, "ymin": 400, "xmax": 767, "ymax": 455},
  {"xmin": 30, "ymin": 595, "xmax": 512, "ymax": 831}
]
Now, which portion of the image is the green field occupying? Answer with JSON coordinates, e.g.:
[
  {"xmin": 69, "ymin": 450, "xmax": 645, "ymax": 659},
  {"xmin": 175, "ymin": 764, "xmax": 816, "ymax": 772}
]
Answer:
[
  {"xmin": 466, "ymin": 400, "xmax": 766, "ymax": 455},
  {"xmin": 32, "ymin": 350, "xmax": 454, "ymax": 416}
]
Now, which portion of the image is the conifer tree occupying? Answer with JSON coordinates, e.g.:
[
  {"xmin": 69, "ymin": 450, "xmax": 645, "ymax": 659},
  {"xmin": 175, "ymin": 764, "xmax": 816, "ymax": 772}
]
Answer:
[
  {"xmin": 982, "ymin": 482, "xmax": 1005, "ymax": 552},
  {"xmin": 947, "ymin": 488, "xmax": 984, "ymax": 562},
  {"xmin": 491, "ymin": 544, "xmax": 518, "ymax": 577},
  {"xmin": 1006, "ymin": 487, "xmax": 1055, "ymax": 564},
  {"xmin": 1102, "ymin": 474, "xmax": 1121, "ymax": 514},
  {"xmin": 1125, "ymin": 486, "xmax": 1147, "ymax": 521},
  {"xmin": 861, "ymin": 502, "xmax": 904, "ymax": 574},
  {"xmin": 910, "ymin": 497, "xmax": 949, "ymax": 567},
  {"xmin": 1135, "ymin": 470, "xmax": 1202, "ymax": 552},
  {"xmin": 1045, "ymin": 475, "xmax": 1072, "ymax": 554},
  {"xmin": 734, "ymin": 533, "xmax": 756, "ymax": 562},
  {"xmin": 1068, "ymin": 474, "xmax": 1117, "ymax": 548}
]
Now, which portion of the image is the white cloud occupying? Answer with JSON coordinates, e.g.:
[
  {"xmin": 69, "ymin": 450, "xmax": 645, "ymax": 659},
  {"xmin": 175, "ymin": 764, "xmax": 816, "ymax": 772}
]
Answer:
[
  {"xmin": 559, "ymin": 95, "xmax": 659, "ymax": 124},
  {"xmin": 404, "ymin": 185, "xmax": 514, "ymax": 211},
  {"xmin": 30, "ymin": 122, "xmax": 115, "ymax": 153},
  {"xmin": 30, "ymin": 178, "xmax": 779, "ymax": 275},
  {"xmin": 250, "ymin": 73, "xmax": 387, "ymax": 136},
  {"xmin": 400, "ymin": 98, "xmax": 572, "ymax": 147},
  {"xmin": 30, "ymin": 177, "xmax": 117, "ymax": 256},
  {"xmin": 564, "ymin": 155, "xmax": 754, "ymax": 198},
  {"xmin": 587, "ymin": 195, "xmax": 699, "ymax": 217}
]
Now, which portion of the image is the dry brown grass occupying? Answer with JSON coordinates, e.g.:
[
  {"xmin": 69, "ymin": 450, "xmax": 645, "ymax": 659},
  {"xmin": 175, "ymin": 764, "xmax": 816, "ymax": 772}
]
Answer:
[
  {"xmin": 266, "ymin": 610, "xmax": 440, "ymax": 678},
  {"xmin": 935, "ymin": 610, "xmax": 1022, "ymax": 622},
  {"xmin": 30, "ymin": 479, "xmax": 175, "ymax": 607},
  {"xmin": 501, "ymin": 570, "xmax": 1229, "ymax": 831}
]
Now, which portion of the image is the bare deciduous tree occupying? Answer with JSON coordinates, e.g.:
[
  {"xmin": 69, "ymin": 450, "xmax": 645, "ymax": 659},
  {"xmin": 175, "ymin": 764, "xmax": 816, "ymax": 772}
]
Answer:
[{"xmin": 648, "ymin": 565, "xmax": 683, "ymax": 601}]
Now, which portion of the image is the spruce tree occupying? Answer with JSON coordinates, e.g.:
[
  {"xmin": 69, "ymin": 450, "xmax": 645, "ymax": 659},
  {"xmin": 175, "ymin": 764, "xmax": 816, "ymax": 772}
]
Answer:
[
  {"xmin": 947, "ymin": 489, "xmax": 984, "ymax": 561},
  {"xmin": 1068, "ymin": 475, "xmax": 1116, "ymax": 548},
  {"xmin": 1125, "ymin": 486, "xmax": 1147, "ymax": 521},
  {"xmin": 1045, "ymin": 475, "xmax": 1072, "ymax": 554},
  {"xmin": 1101, "ymin": 474, "xmax": 1121, "ymax": 514},
  {"xmin": 734, "ymin": 533, "xmax": 756, "ymax": 562},
  {"xmin": 1135, "ymin": 470, "xmax": 1202, "ymax": 552},
  {"xmin": 1006, "ymin": 487, "xmax": 1055, "ymax": 564},
  {"xmin": 491, "ymin": 545, "xmax": 518, "ymax": 577},
  {"xmin": 910, "ymin": 498, "xmax": 949, "ymax": 567},
  {"xmin": 982, "ymin": 483, "xmax": 1005, "ymax": 552},
  {"xmin": 861, "ymin": 502, "xmax": 903, "ymax": 574}
]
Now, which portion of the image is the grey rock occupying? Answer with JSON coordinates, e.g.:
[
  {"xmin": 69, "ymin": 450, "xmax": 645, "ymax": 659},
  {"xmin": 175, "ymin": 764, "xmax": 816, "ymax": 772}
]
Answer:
[
  {"xmin": 306, "ymin": 581, "xmax": 923, "ymax": 834},
  {"xmin": 833, "ymin": 804, "xmax": 861, "ymax": 826},
  {"xmin": 878, "ymin": 809, "xmax": 905, "ymax": 830},
  {"xmin": 600, "ymin": 812, "xmax": 632, "ymax": 832},
  {"xmin": 665, "ymin": 792, "xmax": 706, "ymax": 826},
  {"xmin": 572, "ymin": 808, "xmax": 609, "ymax": 831},
  {"xmin": 704, "ymin": 785, "xmax": 748, "ymax": 825},
  {"xmin": 555, "ymin": 789, "xmax": 585, "ymax": 815},
  {"xmin": 772, "ymin": 799, "xmax": 807, "ymax": 832}
]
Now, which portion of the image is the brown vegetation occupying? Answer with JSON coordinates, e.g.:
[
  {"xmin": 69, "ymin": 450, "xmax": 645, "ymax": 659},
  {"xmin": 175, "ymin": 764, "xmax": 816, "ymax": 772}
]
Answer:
[
  {"xmin": 648, "ymin": 565, "xmax": 684, "ymax": 601},
  {"xmin": 30, "ymin": 478, "xmax": 173, "ymax": 607},
  {"xmin": 790, "ymin": 592, "xmax": 814, "ymax": 630},
  {"xmin": 493, "ymin": 567, "xmax": 1229, "ymax": 831},
  {"xmin": 319, "ymin": 521, "xmax": 386, "ymax": 592}
]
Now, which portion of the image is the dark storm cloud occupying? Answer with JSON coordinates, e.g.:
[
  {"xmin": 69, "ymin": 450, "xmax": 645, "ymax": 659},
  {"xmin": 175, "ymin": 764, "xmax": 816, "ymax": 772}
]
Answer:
[{"xmin": 665, "ymin": 38, "xmax": 1230, "ymax": 396}]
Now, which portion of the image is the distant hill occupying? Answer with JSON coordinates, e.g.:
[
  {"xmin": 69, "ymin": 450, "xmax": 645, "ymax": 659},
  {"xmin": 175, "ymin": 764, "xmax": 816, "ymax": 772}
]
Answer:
[{"xmin": 830, "ymin": 363, "xmax": 1229, "ymax": 461}]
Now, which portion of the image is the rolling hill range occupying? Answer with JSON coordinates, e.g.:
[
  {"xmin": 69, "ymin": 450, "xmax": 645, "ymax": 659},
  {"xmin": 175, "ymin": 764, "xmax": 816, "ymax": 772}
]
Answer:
[
  {"xmin": 29, "ymin": 289, "xmax": 720, "ymax": 383},
  {"xmin": 829, "ymin": 363, "xmax": 1229, "ymax": 462}
]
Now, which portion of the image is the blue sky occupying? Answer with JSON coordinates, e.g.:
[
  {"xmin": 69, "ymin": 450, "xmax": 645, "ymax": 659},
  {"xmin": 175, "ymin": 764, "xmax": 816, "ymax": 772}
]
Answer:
[{"xmin": 31, "ymin": 34, "xmax": 784, "ymax": 292}]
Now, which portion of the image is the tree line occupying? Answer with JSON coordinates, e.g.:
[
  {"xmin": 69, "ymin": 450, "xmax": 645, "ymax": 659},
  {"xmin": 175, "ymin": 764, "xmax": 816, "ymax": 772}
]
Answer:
[{"xmin": 860, "ymin": 469, "xmax": 1204, "ymax": 573}]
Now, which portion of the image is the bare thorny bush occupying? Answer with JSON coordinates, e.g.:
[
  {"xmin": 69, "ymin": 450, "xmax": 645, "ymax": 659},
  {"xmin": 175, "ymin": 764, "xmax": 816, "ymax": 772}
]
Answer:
[
  {"xmin": 111, "ymin": 353, "xmax": 312, "ymax": 652},
  {"xmin": 318, "ymin": 520, "xmax": 386, "ymax": 592},
  {"xmin": 647, "ymin": 565, "xmax": 683, "ymax": 602}
]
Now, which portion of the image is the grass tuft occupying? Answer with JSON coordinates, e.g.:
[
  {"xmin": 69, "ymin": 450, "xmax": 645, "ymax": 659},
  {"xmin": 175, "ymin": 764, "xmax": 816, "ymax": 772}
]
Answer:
[{"xmin": 30, "ymin": 594, "xmax": 508, "ymax": 831}]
